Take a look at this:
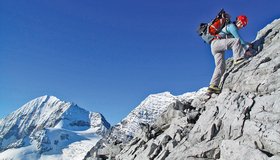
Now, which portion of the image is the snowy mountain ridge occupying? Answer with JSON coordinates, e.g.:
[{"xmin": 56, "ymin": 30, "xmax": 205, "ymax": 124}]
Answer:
[
  {"xmin": 118, "ymin": 90, "xmax": 207, "ymax": 137},
  {"xmin": 117, "ymin": 92, "xmax": 177, "ymax": 136},
  {"xmin": 0, "ymin": 95, "xmax": 110, "ymax": 159}
]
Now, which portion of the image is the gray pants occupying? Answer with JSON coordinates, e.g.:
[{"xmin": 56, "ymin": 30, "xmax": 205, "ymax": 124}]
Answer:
[{"xmin": 210, "ymin": 38, "xmax": 246, "ymax": 86}]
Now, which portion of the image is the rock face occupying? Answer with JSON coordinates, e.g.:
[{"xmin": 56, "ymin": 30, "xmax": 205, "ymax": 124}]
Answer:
[
  {"xmin": 112, "ymin": 92, "xmax": 178, "ymax": 142},
  {"xmin": 87, "ymin": 19, "xmax": 280, "ymax": 160},
  {"xmin": 84, "ymin": 92, "xmax": 182, "ymax": 159},
  {"xmin": 0, "ymin": 95, "xmax": 110, "ymax": 156},
  {"xmin": 84, "ymin": 89, "xmax": 207, "ymax": 160}
]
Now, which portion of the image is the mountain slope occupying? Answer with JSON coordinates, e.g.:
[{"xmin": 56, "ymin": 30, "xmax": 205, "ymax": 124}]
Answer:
[
  {"xmin": 84, "ymin": 89, "xmax": 207, "ymax": 159},
  {"xmin": 87, "ymin": 18, "xmax": 280, "ymax": 160},
  {"xmin": 111, "ymin": 92, "xmax": 177, "ymax": 141},
  {"xmin": 0, "ymin": 95, "xmax": 110, "ymax": 159}
]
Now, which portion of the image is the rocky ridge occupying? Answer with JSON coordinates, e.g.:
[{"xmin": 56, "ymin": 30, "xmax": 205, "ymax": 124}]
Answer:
[
  {"xmin": 112, "ymin": 92, "xmax": 178, "ymax": 142},
  {"xmin": 86, "ymin": 19, "xmax": 280, "ymax": 160}
]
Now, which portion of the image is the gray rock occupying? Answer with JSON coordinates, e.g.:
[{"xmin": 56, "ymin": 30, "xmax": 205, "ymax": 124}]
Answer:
[
  {"xmin": 86, "ymin": 18, "xmax": 280, "ymax": 160},
  {"xmin": 220, "ymin": 140, "xmax": 268, "ymax": 160}
]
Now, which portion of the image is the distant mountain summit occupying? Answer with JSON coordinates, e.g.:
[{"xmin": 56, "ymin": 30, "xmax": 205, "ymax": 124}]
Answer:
[
  {"xmin": 0, "ymin": 95, "xmax": 110, "ymax": 159},
  {"xmin": 113, "ymin": 92, "xmax": 177, "ymax": 140}
]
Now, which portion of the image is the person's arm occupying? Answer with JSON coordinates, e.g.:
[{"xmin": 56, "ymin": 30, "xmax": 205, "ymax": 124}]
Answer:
[{"xmin": 227, "ymin": 24, "xmax": 249, "ymax": 47}]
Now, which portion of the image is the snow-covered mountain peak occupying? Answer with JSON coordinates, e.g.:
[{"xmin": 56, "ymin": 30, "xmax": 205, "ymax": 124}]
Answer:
[
  {"xmin": 146, "ymin": 91, "xmax": 173, "ymax": 98},
  {"xmin": 24, "ymin": 95, "xmax": 61, "ymax": 105},
  {"xmin": 0, "ymin": 96, "xmax": 110, "ymax": 154},
  {"xmin": 14, "ymin": 95, "xmax": 72, "ymax": 120},
  {"xmin": 137, "ymin": 91, "xmax": 176, "ymax": 110},
  {"xmin": 107, "ymin": 92, "xmax": 179, "ymax": 143}
]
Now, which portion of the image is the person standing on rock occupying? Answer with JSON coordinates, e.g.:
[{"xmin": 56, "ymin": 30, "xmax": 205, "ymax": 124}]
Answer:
[{"xmin": 207, "ymin": 15, "xmax": 253, "ymax": 95}]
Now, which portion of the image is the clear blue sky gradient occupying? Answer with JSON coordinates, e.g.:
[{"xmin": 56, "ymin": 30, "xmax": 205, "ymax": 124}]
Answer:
[{"xmin": 1, "ymin": 0, "xmax": 279, "ymax": 125}]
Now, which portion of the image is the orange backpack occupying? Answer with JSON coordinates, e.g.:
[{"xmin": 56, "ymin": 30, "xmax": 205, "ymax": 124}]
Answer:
[
  {"xmin": 209, "ymin": 17, "xmax": 228, "ymax": 35},
  {"xmin": 197, "ymin": 9, "xmax": 231, "ymax": 43}
]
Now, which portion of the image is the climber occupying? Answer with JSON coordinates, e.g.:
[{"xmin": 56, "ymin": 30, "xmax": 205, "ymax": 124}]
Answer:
[{"xmin": 207, "ymin": 15, "xmax": 253, "ymax": 95}]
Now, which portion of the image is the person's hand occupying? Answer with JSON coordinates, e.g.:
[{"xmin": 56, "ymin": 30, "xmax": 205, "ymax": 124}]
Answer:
[
  {"xmin": 248, "ymin": 43, "xmax": 253, "ymax": 48},
  {"xmin": 244, "ymin": 49, "xmax": 253, "ymax": 58}
]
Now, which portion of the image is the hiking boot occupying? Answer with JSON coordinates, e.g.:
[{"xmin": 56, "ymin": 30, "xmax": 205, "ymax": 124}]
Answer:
[
  {"xmin": 234, "ymin": 58, "xmax": 245, "ymax": 66},
  {"xmin": 207, "ymin": 84, "xmax": 221, "ymax": 94}
]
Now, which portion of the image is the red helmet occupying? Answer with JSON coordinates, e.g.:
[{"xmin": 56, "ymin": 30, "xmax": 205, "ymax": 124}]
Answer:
[{"xmin": 237, "ymin": 15, "xmax": 248, "ymax": 26}]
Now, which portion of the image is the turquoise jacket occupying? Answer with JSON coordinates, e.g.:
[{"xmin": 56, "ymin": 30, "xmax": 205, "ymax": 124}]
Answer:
[{"xmin": 218, "ymin": 23, "xmax": 249, "ymax": 48}]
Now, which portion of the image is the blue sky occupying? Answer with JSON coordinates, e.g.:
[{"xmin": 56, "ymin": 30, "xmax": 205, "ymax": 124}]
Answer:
[{"xmin": 0, "ymin": 0, "xmax": 279, "ymax": 125}]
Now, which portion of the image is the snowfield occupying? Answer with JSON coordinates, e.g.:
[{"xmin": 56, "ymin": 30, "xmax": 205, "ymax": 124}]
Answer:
[{"xmin": 0, "ymin": 128, "xmax": 101, "ymax": 160}]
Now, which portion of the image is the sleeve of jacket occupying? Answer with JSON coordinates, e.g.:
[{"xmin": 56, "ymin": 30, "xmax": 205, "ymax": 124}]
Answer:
[{"xmin": 227, "ymin": 24, "xmax": 249, "ymax": 49}]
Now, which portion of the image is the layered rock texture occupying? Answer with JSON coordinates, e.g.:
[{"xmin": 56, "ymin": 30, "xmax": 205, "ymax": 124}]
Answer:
[{"xmin": 86, "ymin": 19, "xmax": 280, "ymax": 160}]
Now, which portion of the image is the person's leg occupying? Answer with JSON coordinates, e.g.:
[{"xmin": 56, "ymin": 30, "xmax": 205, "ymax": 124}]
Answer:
[
  {"xmin": 210, "ymin": 51, "xmax": 226, "ymax": 87},
  {"xmin": 209, "ymin": 40, "xmax": 227, "ymax": 93},
  {"xmin": 226, "ymin": 38, "xmax": 247, "ymax": 64}
]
